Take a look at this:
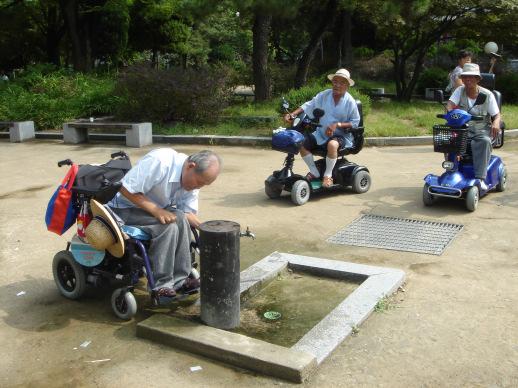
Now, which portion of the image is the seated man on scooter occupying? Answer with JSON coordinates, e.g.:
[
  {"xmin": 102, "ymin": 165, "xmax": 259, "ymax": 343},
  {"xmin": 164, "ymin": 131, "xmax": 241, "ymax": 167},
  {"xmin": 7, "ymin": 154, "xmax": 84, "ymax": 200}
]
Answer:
[
  {"xmin": 447, "ymin": 63, "xmax": 501, "ymax": 191},
  {"xmin": 108, "ymin": 148, "xmax": 222, "ymax": 302},
  {"xmin": 283, "ymin": 68, "xmax": 360, "ymax": 188}
]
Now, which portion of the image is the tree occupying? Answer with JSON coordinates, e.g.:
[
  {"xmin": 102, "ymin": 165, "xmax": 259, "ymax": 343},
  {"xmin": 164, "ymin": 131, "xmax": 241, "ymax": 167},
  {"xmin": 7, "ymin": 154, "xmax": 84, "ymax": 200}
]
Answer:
[{"xmin": 361, "ymin": 0, "xmax": 517, "ymax": 101}]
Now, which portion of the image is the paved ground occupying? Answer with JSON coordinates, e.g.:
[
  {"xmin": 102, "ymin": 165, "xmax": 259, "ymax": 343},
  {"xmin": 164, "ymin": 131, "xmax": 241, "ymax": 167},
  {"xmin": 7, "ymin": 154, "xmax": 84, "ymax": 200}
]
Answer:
[{"xmin": 1, "ymin": 139, "xmax": 517, "ymax": 387}]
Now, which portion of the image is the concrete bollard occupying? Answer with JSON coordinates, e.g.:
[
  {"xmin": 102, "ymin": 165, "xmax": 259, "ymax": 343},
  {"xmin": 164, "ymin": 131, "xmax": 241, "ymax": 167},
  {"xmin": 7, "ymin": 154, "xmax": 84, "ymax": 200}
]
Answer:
[{"xmin": 199, "ymin": 220, "xmax": 241, "ymax": 329}]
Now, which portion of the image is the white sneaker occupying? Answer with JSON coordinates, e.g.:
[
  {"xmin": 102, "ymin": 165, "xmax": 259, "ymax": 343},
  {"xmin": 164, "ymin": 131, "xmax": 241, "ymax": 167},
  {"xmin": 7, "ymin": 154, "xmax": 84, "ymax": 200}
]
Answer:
[{"xmin": 479, "ymin": 180, "xmax": 488, "ymax": 191}]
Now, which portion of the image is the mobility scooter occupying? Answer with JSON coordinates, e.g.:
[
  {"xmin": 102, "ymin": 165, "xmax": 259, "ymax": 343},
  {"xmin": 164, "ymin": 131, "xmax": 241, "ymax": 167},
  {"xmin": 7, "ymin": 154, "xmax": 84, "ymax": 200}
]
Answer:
[
  {"xmin": 265, "ymin": 98, "xmax": 371, "ymax": 205},
  {"xmin": 423, "ymin": 75, "xmax": 507, "ymax": 211},
  {"xmin": 49, "ymin": 152, "xmax": 200, "ymax": 320}
]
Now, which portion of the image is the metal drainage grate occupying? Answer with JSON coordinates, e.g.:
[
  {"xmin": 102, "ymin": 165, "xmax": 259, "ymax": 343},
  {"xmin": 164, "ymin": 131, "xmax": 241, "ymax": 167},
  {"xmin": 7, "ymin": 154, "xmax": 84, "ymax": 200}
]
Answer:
[{"xmin": 327, "ymin": 214, "xmax": 464, "ymax": 255}]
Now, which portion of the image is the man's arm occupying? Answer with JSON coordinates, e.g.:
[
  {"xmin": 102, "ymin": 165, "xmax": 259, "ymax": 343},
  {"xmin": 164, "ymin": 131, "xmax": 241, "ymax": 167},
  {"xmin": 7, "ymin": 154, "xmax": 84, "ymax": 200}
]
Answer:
[
  {"xmin": 119, "ymin": 186, "xmax": 176, "ymax": 224},
  {"xmin": 185, "ymin": 212, "xmax": 202, "ymax": 229}
]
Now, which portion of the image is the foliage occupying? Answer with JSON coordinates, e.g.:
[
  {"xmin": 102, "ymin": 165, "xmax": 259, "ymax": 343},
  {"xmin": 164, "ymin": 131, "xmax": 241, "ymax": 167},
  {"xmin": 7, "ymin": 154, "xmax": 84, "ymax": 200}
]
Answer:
[
  {"xmin": 353, "ymin": 46, "xmax": 375, "ymax": 59},
  {"xmin": 114, "ymin": 63, "xmax": 233, "ymax": 124},
  {"xmin": 496, "ymin": 73, "xmax": 518, "ymax": 104},
  {"xmin": 0, "ymin": 65, "xmax": 117, "ymax": 129},
  {"xmin": 415, "ymin": 67, "xmax": 448, "ymax": 94}
]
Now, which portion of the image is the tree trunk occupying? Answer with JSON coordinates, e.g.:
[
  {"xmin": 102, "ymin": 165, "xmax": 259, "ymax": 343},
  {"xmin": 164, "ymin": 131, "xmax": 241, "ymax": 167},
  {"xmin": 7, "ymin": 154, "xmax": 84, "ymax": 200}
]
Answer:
[
  {"xmin": 252, "ymin": 11, "xmax": 272, "ymax": 101},
  {"xmin": 43, "ymin": 4, "xmax": 64, "ymax": 66},
  {"xmin": 339, "ymin": 10, "xmax": 353, "ymax": 68},
  {"xmin": 294, "ymin": 0, "xmax": 338, "ymax": 88},
  {"xmin": 60, "ymin": 0, "xmax": 88, "ymax": 71}
]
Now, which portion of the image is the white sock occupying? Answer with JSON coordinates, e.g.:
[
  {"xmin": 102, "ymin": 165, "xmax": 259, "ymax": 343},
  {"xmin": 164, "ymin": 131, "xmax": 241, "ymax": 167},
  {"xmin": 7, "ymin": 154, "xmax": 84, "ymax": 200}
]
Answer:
[
  {"xmin": 324, "ymin": 157, "xmax": 337, "ymax": 177},
  {"xmin": 302, "ymin": 153, "xmax": 320, "ymax": 178}
]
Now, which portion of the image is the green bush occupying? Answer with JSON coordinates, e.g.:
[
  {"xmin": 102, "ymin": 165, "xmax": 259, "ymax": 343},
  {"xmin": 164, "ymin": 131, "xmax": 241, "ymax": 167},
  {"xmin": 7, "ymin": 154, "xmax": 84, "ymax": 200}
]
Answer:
[
  {"xmin": 114, "ymin": 63, "xmax": 233, "ymax": 124},
  {"xmin": 280, "ymin": 80, "xmax": 371, "ymax": 119},
  {"xmin": 416, "ymin": 67, "xmax": 448, "ymax": 94},
  {"xmin": 0, "ymin": 65, "xmax": 117, "ymax": 129},
  {"xmin": 496, "ymin": 73, "xmax": 518, "ymax": 104}
]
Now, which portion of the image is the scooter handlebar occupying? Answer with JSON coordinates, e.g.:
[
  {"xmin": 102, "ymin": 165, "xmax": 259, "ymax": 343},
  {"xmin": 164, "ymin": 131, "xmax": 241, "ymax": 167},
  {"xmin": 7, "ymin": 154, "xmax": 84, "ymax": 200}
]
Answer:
[
  {"xmin": 57, "ymin": 159, "xmax": 73, "ymax": 167},
  {"xmin": 470, "ymin": 115, "xmax": 484, "ymax": 121}
]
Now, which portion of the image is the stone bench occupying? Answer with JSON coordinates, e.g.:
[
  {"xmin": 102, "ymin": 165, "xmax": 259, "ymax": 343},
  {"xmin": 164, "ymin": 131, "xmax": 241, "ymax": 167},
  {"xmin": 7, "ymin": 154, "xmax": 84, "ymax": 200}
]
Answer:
[
  {"xmin": 0, "ymin": 121, "xmax": 35, "ymax": 142},
  {"xmin": 63, "ymin": 121, "xmax": 152, "ymax": 148}
]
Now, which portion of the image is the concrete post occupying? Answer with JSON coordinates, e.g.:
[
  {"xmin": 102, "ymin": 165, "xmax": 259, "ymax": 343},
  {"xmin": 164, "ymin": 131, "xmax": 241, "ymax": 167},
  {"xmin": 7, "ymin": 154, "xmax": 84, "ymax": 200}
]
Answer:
[
  {"xmin": 126, "ymin": 122, "xmax": 152, "ymax": 147},
  {"xmin": 199, "ymin": 220, "xmax": 241, "ymax": 329},
  {"xmin": 10, "ymin": 121, "xmax": 35, "ymax": 142}
]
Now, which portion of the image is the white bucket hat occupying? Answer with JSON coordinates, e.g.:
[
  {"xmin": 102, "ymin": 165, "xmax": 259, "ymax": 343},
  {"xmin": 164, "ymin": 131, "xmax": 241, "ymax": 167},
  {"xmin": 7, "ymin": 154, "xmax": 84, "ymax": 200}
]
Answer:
[
  {"xmin": 85, "ymin": 199, "xmax": 125, "ymax": 258},
  {"xmin": 460, "ymin": 63, "xmax": 482, "ymax": 79},
  {"xmin": 327, "ymin": 68, "xmax": 355, "ymax": 86}
]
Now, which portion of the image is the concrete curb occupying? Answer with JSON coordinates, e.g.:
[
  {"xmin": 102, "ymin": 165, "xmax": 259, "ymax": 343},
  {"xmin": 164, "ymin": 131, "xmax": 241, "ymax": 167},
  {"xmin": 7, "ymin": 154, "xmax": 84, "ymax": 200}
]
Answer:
[{"xmin": 2, "ymin": 129, "xmax": 517, "ymax": 147}]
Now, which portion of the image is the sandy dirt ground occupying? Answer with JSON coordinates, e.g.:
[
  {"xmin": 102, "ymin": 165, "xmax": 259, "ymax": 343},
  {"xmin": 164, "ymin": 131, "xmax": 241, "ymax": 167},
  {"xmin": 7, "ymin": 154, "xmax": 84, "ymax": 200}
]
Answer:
[{"xmin": 0, "ymin": 139, "xmax": 517, "ymax": 387}]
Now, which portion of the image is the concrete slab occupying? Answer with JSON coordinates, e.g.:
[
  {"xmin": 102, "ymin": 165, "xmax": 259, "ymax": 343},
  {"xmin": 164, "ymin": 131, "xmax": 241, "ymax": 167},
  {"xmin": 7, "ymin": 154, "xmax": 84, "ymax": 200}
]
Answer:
[
  {"xmin": 137, "ymin": 252, "xmax": 405, "ymax": 382},
  {"xmin": 137, "ymin": 314, "xmax": 317, "ymax": 383}
]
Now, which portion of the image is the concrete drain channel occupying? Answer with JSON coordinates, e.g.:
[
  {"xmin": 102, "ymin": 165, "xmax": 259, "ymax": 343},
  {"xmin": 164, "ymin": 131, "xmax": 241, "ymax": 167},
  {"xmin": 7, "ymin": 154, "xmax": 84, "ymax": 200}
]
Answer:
[
  {"xmin": 327, "ymin": 214, "xmax": 464, "ymax": 255},
  {"xmin": 137, "ymin": 252, "xmax": 405, "ymax": 383}
]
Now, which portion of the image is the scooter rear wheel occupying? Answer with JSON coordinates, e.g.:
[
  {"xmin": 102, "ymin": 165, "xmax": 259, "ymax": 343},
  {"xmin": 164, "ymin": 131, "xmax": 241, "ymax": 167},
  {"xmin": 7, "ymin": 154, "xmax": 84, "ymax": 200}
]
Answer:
[{"xmin": 496, "ymin": 166, "xmax": 507, "ymax": 192}]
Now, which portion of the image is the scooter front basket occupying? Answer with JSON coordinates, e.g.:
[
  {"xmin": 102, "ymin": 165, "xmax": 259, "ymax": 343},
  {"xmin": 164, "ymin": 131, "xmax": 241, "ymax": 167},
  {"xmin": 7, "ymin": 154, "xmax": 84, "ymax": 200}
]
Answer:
[{"xmin": 432, "ymin": 125, "xmax": 468, "ymax": 154}]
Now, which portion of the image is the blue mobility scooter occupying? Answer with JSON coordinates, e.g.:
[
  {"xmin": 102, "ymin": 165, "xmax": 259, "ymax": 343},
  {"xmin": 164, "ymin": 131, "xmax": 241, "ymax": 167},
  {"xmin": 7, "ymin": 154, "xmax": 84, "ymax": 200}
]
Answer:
[
  {"xmin": 265, "ymin": 99, "xmax": 371, "ymax": 205},
  {"xmin": 423, "ymin": 78, "xmax": 507, "ymax": 212},
  {"xmin": 51, "ymin": 152, "xmax": 200, "ymax": 320}
]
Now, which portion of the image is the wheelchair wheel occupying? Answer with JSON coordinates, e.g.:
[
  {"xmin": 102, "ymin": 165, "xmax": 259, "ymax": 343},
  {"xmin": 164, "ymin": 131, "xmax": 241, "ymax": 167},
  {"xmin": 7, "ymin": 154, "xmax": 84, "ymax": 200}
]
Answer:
[
  {"xmin": 291, "ymin": 179, "xmax": 310, "ymax": 206},
  {"xmin": 352, "ymin": 171, "xmax": 371, "ymax": 194},
  {"xmin": 496, "ymin": 166, "xmax": 507, "ymax": 192},
  {"xmin": 111, "ymin": 288, "xmax": 137, "ymax": 320},
  {"xmin": 422, "ymin": 184, "xmax": 436, "ymax": 206},
  {"xmin": 52, "ymin": 250, "xmax": 87, "ymax": 300},
  {"xmin": 465, "ymin": 186, "xmax": 479, "ymax": 212}
]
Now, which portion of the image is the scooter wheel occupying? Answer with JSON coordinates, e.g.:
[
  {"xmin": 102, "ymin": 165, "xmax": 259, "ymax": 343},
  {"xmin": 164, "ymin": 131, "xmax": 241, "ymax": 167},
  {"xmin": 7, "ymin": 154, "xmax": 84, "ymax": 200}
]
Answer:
[
  {"xmin": 422, "ymin": 184, "xmax": 436, "ymax": 206},
  {"xmin": 265, "ymin": 176, "xmax": 283, "ymax": 199},
  {"xmin": 52, "ymin": 250, "xmax": 87, "ymax": 300},
  {"xmin": 465, "ymin": 186, "xmax": 479, "ymax": 212},
  {"xmin": 352, "ymin": 171, "xmax": 371, "ymax": 194},
  {"xmin": 111, "ymin": 288, "xmax": 137, "ymax": 320},
  {"xmin": 496, "ymin": 166, "xmax": 507, "ymax": 192},
  {"xmin": 291, "ymin": 180, "xmax": 310, "ymax": 206}
]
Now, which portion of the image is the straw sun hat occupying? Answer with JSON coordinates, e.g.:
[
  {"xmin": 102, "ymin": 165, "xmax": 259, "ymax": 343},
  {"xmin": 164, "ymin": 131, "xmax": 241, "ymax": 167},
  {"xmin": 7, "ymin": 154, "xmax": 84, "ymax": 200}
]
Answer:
[
  {"xmin": 327, "ymin": 68, "xmax": 355, "ymax": 86},
  {"xmin": 85, "ymin": 199, "xmax": 125, "ymax": 258}
]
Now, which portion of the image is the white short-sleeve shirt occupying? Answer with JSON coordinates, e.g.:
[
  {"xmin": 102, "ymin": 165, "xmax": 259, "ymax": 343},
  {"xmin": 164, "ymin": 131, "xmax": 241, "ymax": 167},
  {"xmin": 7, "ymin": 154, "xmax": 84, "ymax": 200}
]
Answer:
[
  {"xmin": 109, "ymin": 148, "xmax": 199, "ymax": 214},
  {"xmin": 301, "ymin": 89, "xmax": 360, "ymax": 145},
  {"xmin": 449, "ymin": 86, "xmax": 499, "ymax": 116}
]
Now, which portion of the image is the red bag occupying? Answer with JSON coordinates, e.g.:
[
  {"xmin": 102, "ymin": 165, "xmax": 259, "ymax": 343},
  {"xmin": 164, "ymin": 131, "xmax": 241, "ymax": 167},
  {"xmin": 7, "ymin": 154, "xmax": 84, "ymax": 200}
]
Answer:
[{"xmin": 45, "ymin": 164, "xmax": 79, "ymax": 235}]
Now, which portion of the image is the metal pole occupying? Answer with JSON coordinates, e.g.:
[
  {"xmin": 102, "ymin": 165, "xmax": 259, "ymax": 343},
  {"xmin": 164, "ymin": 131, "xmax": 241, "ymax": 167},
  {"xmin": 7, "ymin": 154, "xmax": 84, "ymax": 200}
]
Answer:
[{"xmin": 199, "ymin": 220, "xmax": 240, "ymax": 329}]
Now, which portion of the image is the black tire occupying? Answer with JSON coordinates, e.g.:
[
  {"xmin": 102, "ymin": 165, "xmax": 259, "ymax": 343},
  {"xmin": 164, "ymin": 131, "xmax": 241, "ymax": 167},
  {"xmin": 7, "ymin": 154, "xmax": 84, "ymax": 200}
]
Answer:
[
  {"xmin": 265, "ymin": 176, "xmax": 283, "ymax": 199},
  {"xmin": 52, "ymin": 250, "xmax": 87, "ymax": 300},
  {"xmin": 291, "ymin": 180, "xmax": 310, "ymax": 206},
  {"xmin": 496, "ymin": 166, "xmax": 507, "ymax": 192},
  {"xmin": 422, "ymin": 184, "xmax": 436, "ymax": 206},
  {"xmin": 465, "ymin": 186, "xmax": 479, "ymax": 212},
  {"xmin": 352, "ymin": 171, "xmax": 371, "ymax": 194},
  {"xmin": 111, "ymin": 288, "xmax": 137, "ymax": 320}
]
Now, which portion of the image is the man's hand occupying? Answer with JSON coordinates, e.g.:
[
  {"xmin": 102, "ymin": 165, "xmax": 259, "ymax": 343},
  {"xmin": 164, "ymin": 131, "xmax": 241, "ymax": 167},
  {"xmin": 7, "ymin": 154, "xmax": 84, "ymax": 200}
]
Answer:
[
  {"xmin": 284, "ymin": 113, "xmax": 294, "ymax": 122},
  {"xmin": 153, "ymin": 208, "xmax": 177, "ymax": 224},
  {"xmin": 491, "ymin": 124, "xmax": 500, "ymax": 139},
  {"xmin": 326, "ymin": 123, "xmax": 339, "ymax": 137}
]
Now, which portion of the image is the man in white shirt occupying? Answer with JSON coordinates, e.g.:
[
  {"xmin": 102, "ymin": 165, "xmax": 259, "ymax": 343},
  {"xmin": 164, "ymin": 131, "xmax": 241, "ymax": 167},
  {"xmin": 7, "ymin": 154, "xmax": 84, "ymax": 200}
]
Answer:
[
  {"xmin": 284, "ymin": 68, "xmax": 360, "ymax": 188},
  {"xmin": 109, "ymin": 148, "xmax": 221, "ymax": 301},
  {"xmin": 447, "ymin": 63, "xmax": 501, "ymax": 190},
  {"xmin": 446, "ymin": 50, "xmax": 472, "ymax": 93}
]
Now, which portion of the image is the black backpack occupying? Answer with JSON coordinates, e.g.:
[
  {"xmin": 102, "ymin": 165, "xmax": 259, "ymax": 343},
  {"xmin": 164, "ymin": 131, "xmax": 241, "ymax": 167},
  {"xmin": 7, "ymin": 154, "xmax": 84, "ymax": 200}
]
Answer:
[{"xmin": 72, "ymin": 151, "xmax": 132, "ymax": 204}]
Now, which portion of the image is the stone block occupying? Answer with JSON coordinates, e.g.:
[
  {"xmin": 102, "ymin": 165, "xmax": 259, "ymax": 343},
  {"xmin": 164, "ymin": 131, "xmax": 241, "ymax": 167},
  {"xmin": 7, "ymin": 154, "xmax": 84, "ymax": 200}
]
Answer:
[
  {"xmin": 9, "ymin": 121, "xmax": 35, "ymax": 142},
  {"xmin": 126, "ymin": 122, "xmax": 152, "ymax": 148},
  {"xmin": 63, "ymin": 123, "xmax": 88, "ymax": 144}
]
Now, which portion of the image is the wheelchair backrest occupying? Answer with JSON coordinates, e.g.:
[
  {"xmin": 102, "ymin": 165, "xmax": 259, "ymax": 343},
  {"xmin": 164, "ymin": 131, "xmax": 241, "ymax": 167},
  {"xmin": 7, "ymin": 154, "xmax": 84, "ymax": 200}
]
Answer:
[
  {"xmin": 356, "ymin": 99, "xmax": 364, "ymax": 127},
  {"xmin": 480, "ymin": 73, "xmax": 502, "ymax": 110}
]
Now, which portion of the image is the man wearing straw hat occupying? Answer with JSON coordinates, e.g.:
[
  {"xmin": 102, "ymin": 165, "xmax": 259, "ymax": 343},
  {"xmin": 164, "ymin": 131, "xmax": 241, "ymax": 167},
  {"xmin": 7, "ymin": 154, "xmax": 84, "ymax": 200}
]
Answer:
[
  {"xmin": 283, "ymin": 68, "xmax": 360, "ymax": 188},
  {"xmin": 447, "ymin": 63, "xmax": 501, "ymax": 191},
  {"xmin": 108, "ymin": 148, "xmax": 222, "ymax": 301}
]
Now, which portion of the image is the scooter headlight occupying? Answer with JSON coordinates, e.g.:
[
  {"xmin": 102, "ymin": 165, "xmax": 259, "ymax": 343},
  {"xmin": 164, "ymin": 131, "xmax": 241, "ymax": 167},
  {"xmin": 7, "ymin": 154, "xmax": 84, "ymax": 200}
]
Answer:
[
  {"xmin": 292, "ymin": 117, "xmax": 301, "ymax": 127},
  {"xmin": 442, "ymin": 161, "xmax": 454, "ymax": 170}
]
